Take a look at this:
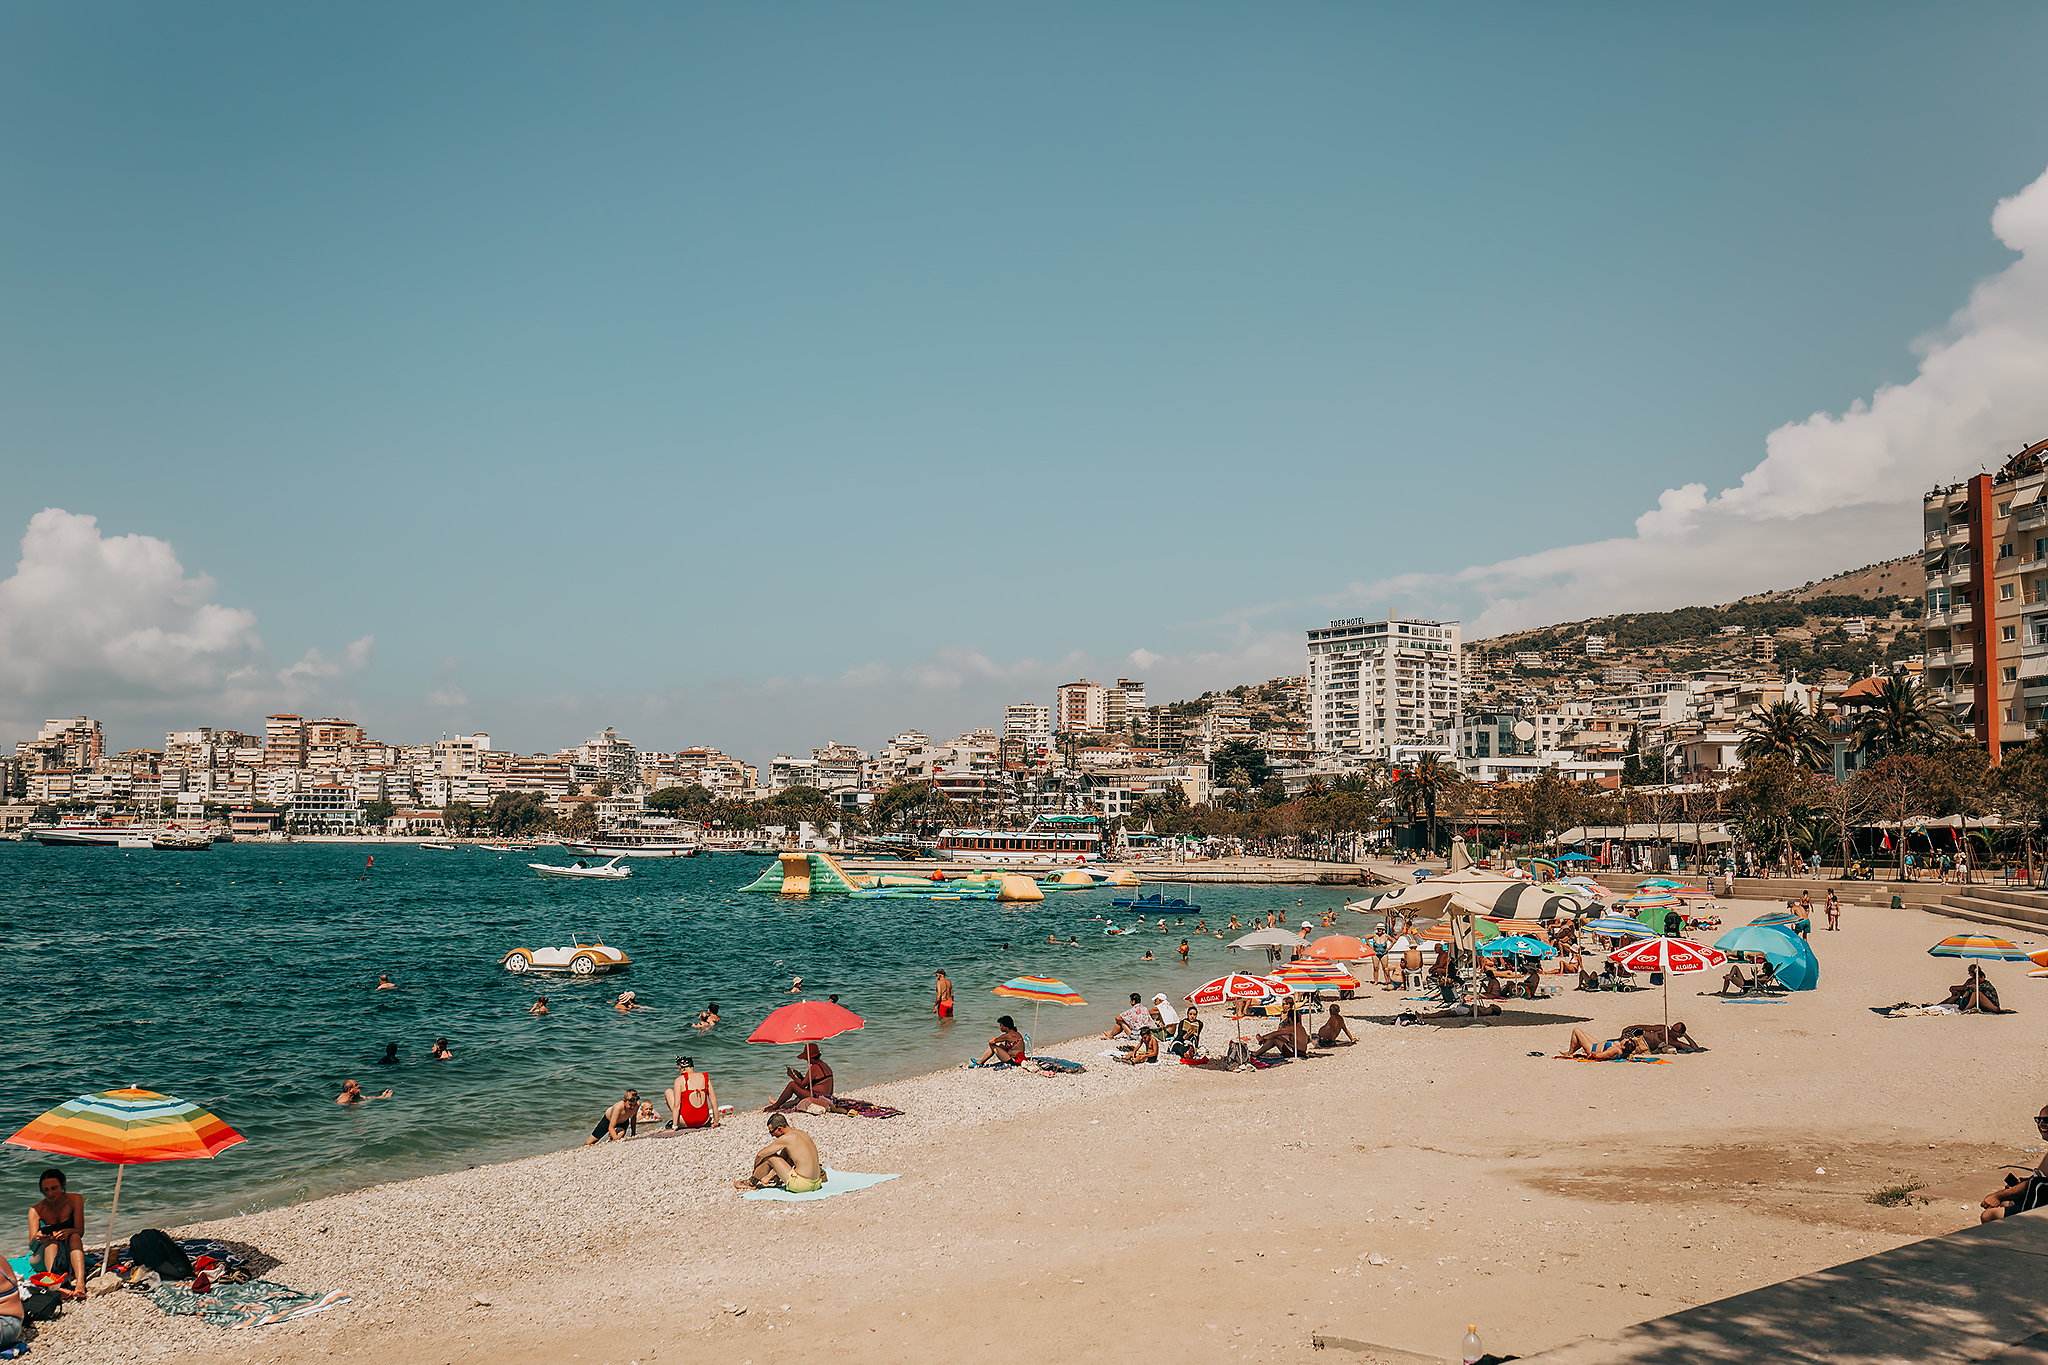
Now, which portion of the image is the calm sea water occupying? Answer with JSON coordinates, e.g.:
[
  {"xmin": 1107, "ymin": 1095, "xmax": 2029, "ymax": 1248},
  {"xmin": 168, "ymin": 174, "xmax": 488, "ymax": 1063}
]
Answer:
[{"xmin": 2, "ymin": 842, "xmax": 1347, "ymax": 1226}]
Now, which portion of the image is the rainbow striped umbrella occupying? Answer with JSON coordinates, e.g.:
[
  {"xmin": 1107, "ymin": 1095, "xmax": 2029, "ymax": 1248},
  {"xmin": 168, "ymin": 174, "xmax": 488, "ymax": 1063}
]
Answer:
[
  {"xmin": 1271, "ymin": 961, "xmax": 1359, "ymax": 992},
  {"xmin": 991, "ymin": 975, "xmax": 1088, "ymax": 1045},
  {"xmin": 1929, "ymin": 934, "xmax": 2032, "ymax": 962},
  {"xmin": 7, "ymin": 1088, "xmax": 246, "ymax": 1279},
  {"xmin": 991, "ymin": 976, "xmax": 1087, "ymax": 1006}
]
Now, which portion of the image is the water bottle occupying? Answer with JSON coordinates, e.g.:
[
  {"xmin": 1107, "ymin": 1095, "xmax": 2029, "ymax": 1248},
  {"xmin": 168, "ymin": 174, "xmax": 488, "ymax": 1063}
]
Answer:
[{"xmin": 1462, "ymin": 1325, "xmax": 1483, "ymax": 1365}]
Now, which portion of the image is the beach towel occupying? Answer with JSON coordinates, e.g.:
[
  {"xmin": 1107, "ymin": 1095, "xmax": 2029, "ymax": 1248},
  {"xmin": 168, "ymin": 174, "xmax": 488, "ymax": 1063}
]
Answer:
[
  {"xmin": 1028, "ymin": 1057, "xmax": 1086, "ymax": 1074},
  {"xmin": 1552, "ymin": 1053, "xmax": 1673, "ymax": 1064},
  {"xmin": 0, "ymin": 1342, "xmax": 26, "ymax": 1359},
  {"xmin": 740, "ymin": 1169, "xmax": 898, "ymax": 1202},
  {"xmin": 150, "ymin": 1279, "xmax": 351, "ymax": 1328},
  {"xmin": 825, "ymin": 1097, "xmax": 904, "ymax": 1119}
]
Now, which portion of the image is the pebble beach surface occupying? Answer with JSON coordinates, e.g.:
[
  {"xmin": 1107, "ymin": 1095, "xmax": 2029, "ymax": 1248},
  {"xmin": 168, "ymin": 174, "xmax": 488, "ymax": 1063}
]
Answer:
[{"xmin": 22, "ymin": 895, "xmax": 2046, "ymax": 1364}]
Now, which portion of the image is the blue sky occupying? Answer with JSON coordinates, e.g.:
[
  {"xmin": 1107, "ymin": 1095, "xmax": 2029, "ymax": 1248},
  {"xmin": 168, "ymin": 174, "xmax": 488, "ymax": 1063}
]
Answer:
[{"xmin": 6, "ymin": 2, "xmax": 2048, "ymax": 763}]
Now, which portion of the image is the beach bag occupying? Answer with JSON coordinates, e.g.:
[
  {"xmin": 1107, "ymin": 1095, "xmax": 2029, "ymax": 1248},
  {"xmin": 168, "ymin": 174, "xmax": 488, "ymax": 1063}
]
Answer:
[
  {"xmin": 1223, "ymin": 1038, "xmax": 1252, "ymax": 1069},
  {"xmin": 21, "ymin": 1282, "xmax": 63, "ymax": 1322},
  {"xmin": 128, "ymin": 1229, "xmax": 194, "ymax": 1281}
]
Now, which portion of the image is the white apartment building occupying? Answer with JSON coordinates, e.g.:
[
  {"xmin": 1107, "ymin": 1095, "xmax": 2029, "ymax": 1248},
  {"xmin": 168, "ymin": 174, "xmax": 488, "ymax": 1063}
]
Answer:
[
  {"xmin": 1305, "ymin": 616, "xmax": 1461, "ymax": 758},
  {"xmin": 1004, "ymin": 703, "xmax": 1052, "ymax": 752},
  {"xmin": 1055, "ymin": 680, "xmax": 1108, "ymax": 733}
]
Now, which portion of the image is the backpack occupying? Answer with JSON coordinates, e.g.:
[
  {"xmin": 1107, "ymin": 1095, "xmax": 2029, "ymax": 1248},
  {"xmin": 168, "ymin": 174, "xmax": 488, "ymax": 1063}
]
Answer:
[{"xmin": 127, "ymin": 1228, "xmax": 194, "ymax": 1280}]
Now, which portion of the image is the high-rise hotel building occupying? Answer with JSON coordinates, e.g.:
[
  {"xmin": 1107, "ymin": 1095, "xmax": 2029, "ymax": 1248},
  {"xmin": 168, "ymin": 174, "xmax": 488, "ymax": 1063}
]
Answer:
[
  {"xmin": 1306, "ymin": 616, "xmax": 1461, "ymax": 757},
  {"xmin": 1923, "ymin": 439, "xmax": 2048, "ymax": 758}
]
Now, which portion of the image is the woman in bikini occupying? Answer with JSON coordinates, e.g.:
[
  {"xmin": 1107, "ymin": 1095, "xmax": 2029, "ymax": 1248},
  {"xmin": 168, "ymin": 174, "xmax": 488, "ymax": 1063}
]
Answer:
[
  {"xmin": 1563, "ymin": 1029, "xmax": 1647, "ymax": 1061},
  {"xmin": 976, "ymin": 1017, "xmax": 1027, "ymax": 1066},
  {"xmin": 29, "ymin": 1168, "xmax": 86, "ymax": 1298},
  {"xmin": 694, "ymin": 1001, "xmax": 720, "ymax": 1031}
]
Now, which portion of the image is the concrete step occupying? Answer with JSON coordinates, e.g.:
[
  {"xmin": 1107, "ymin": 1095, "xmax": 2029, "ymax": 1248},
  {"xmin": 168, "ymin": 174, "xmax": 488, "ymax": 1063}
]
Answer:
[
  {"xmin": 1936, "ymin": 893, "xmax": 2048, "ymax": 933},
  {"xmin": 1952, "ymin": 884, "xmax": 2048, "ymax": 913}
]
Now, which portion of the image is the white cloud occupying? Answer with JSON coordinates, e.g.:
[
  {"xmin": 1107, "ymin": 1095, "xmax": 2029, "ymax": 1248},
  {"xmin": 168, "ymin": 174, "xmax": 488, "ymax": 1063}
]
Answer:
[
  {"xmin": 0, "ymin": 508, "xmax": 264, "ymax": 708},
  {"xmin": 0, "ymin": 509, "xmax": 378, "ymax": 744},
  {"xmin": 427, "ymin": 686, "xmax": 469, "ymax": 707},
  {"xmin": 1359, "ymin": 163, "xmax": 2048, "ymax": 637}
]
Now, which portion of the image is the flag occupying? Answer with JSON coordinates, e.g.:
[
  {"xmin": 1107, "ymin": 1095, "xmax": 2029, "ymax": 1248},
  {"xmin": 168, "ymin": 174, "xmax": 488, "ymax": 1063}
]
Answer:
[{"xmin": 1881, "ymin": 831, "xmax": 1892, "ymax": 850}]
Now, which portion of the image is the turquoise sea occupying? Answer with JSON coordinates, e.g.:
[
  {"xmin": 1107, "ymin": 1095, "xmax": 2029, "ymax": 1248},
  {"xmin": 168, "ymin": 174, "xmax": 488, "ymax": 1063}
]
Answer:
[{"xmin": 2, "ymin": 842, "xmax": 1349, "ymax": 1226}]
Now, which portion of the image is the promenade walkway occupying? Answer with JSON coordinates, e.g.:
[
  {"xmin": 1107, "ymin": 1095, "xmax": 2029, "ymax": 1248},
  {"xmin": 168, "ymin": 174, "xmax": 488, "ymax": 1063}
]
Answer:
[{"xmin": 1514, "ymin": 1208, "xmax": 2048, "ymax": 1364}]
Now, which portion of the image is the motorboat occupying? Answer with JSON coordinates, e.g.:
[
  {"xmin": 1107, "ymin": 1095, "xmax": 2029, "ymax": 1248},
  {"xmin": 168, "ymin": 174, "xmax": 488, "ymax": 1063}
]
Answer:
[
  {"xmin": 419, "ymin": 841, "xmax": 459, "ymax": 851},
  {"xmin": 1111, "ymin": 892, "xmax": 1201, "ymax": 913},
  {"xmin": 501, "ymin": 935, "xmax": 631, "ymax": 975},
  {"xmin": 151, "ymin": 833, "xmax": 212, "ymax": 851},
  {"xmin": 529, "ymin": 856, "xmax": 632, "ymax": 880}
]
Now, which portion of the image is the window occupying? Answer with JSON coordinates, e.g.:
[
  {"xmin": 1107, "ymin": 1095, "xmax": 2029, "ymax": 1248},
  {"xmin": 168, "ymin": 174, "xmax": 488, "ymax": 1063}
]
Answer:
[
  {"xmin": 2008, "ymin": 708, "xmax": 2018, "ymax": 723},
  {"xmin": 2004, "ymin": 544, "xmax": 2017, "ymax": 559},
  {"xmin": 2002, "ymin": 503, "xmax": 2014, "ymax": 516},
  {"xmin": 2004, "ymin": 583, "xmax": 2017, "ymax": 600},
  {"xmin": 2004, "ymin": 625, "xmax": 2018, "ymax": 642},
  {"xmin": 2006, "ymin": 666, "xmax": 2020, "ymax": 682}
]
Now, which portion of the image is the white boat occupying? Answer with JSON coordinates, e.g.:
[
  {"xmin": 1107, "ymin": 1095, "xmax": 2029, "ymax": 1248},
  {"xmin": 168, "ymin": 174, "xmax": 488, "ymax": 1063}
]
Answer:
[
  {"xmin": 563, "ymin": 836, "xmax": 699, "ymax": 858},
  {"xmin": 419, "ymin": 841, "xmax": 459, "ymax": 851},
  {"xmin": 935, "ymin": 814, "xmax": 1102, "ymax": 864},
  {"xmin": 529, "ymin": 855, "xmax": 633, "ymax": 880}
]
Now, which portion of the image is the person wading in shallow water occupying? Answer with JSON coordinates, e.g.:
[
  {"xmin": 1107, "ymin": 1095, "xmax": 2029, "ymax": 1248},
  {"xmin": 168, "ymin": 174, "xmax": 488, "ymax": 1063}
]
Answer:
[{"xmin": 934, "ymin": 969, "xmax": 954, "ymax": 1018}]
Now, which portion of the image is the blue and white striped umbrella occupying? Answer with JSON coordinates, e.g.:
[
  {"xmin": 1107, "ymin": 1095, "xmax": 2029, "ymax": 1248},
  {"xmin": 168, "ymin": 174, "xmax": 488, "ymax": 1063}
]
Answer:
[{"xmin": 1586, "ymin": 916, "xmax": 1657, "ymax": 938}]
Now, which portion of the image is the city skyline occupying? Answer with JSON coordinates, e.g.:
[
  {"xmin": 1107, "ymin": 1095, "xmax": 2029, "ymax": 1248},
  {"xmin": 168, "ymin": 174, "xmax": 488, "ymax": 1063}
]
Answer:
[{"xmin": 6, "ymin": 5, "xmax": 2048, "ymax": 761}]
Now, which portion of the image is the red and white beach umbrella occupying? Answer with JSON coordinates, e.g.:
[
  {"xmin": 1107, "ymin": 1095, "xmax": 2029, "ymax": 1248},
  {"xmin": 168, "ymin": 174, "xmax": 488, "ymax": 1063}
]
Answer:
[
  {"xmin": 1608, "ymin": 936, "xmax": 1727, "ymax": 1030},
  {"xmin": 1185, "ymin": 973, "xmax": 1291, "ymax": 1006}
]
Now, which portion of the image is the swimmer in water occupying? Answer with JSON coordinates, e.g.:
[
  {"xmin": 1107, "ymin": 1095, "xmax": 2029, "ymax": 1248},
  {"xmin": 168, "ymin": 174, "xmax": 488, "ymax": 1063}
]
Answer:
[
  {"xmin": 375, "ymin": 1043, "xmax": 399, "ymax": 1065},
  {"xmin": 529, "ymin": 997, "xmax": 549, "ymax": 1015},
  {"xmin": 336, "ymin": 1080, "xmax": 392, "ymax": 1105},
  {"xmin": 695, "ymin": 1001, "xmax": 720, "ymax": 1030},
  {"xmin": 430, "ymin": 1037, "xmax": 452, "ymax": 1060},
  {"xmin": 1142, "ymin": 949, "xmax": 1155, "ymax": 961},
  {"xmin": 1067, "ymin": 936, "xmax": 1079, "ymax": 946},
  {"xmin": 1048, "ymin": 932, "xmax": 1058, "ymax": 944},
  {"xmin": 376, "ymin": 974, "xmax": 396, "ymax": 990},
  {"xmin": 789, "ymin": 977, "xmax": 803, "ymax": 993}
]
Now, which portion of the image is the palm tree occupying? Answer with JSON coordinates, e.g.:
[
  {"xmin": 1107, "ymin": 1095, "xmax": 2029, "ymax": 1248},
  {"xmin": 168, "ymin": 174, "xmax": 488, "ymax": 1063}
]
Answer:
[
  {"xmin": 1399, "ymin": 754, "xmax": 1452, "ymax": 855},
  {"xmin": 1846, "ymin": 675, "xmax": 1961, "ymax": 759},
  {"xmin": 1738, "ymin": 700, "xmax": 1831, "ymax": 771}
]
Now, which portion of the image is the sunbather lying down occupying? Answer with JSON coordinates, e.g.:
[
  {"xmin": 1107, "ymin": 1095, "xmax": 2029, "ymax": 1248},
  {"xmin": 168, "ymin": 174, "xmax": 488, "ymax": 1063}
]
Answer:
[{"xmin": 1562, "ymin": 1028, "xmax": 1648, "ymax": 1061}]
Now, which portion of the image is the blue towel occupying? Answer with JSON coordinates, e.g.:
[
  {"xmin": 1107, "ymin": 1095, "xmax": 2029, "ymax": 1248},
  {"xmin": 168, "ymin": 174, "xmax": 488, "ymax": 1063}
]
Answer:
[{"xmin": 740, "ymin": 1168, "xmax": 898, "ymax": 1201}]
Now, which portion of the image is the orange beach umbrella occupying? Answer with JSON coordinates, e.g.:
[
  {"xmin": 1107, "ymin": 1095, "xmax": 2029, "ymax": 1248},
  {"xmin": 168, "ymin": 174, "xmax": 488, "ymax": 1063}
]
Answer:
[{"xmin": 6, "ymin": 1087, "xmax": 246, "ymax": 1279}]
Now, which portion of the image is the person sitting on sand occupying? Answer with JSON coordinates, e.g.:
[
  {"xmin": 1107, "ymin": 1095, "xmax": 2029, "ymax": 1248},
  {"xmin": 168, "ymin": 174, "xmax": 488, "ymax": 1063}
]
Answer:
[
  {"xmin": 376, "ymin": 1043, "xmax": 399, "ymax": 1065},
  {"xmin": 1944, "ymin": 964, "xmax": 2011, "ymax": 1013},
  {"xmin": 977, "ymin": 1016, "xmax": 1027, "ymax": 1066},
  {"xmin": 763, "ymin": 1043, "xmax": 834, "ymax": 1111},
  {"xmin": 1169, "ymin": 1007, "xmax": 1204, "ymax": 1058},
  {"xmin": 430, "ymin": 1037, "xmax": 452, "ymax": 1060},
  {"xmin": 1253, "ymin": 1009, "xmax": 1312, "ymax": 1058},
  {"xmin": 584, "ymin": 1089, "xmax": 641, "ymax": 1144},
  {"xmin": 337, "ymin": 1080, "xmax": 392, "ymax": 1105},
  {"xmin": 1620, "ymin": 1022, "xmax": 1704, "ymax": 1053},
  {"xmin": 1118, "ymin": 1030, "xmax": 1159, "ymax": 1065},
  {"xmin": 1103, "ymin": 994, "xmax": 1149, "ymax": 1039},
  {"xmin": 694, "ymin": 1001, "xmax": 720, "ymax": 1030},
  {"xmin": 529, "ymin": 996, "xmax": 549, "ymax": 1015},
  {"xmin": 735, "ymin": 1113, "xmax": 825, "ymax": 1192},
  {"xmin": 1315, "ymin": 1003, "xmax": 1356, "ymax": 1046},
  {"xmin": 666, "ymin": 1057, "xmax": 721, "ymax": 1129},
  {"xmin": 1981, "ymin": 1106, "xmax": 2048, "ymax": 1222},
  {"xmin": 29, "ymin": 1168, "xmax": 86, "ymax": 1299},
  {"xmin": 1562, "ymin": 1029, "xmax": 1647, "ymax": 1061},
  {"xmin": 0, "ymin": 1254, "xmax": 23, "ymax": 1349}
]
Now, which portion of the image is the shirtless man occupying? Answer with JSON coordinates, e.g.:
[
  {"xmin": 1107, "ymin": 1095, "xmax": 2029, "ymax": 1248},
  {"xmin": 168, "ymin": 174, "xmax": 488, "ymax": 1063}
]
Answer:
[
  {"xmin": 1253, "ymin": 1010, "xmax": 1312, "ymax": 1058},
  {"xmin": 336, "ymin": 1080, "xmax": 393, "ymax": 1104},
  {"xmin": 584, "ymin": 1090, "xmax": 641, "ymax": 1144},
  {"xmin": 736, "ymin": 1113, "xmax": 826, "ymax": 1192},
  {"xmin": 376, "ymin": 974, "xmax": 396, "ymax": 990},
  {"xmin": 28, "ymin": 1169, "xmax": 86, "ymax": 1298},
  {"xmin": 934, "ymin": 970, "xmax": 954, "ymax": 1018},
  {"xmin": 1315, "ymin": 1003, "xmax": 1357, "ymax": 1046}
]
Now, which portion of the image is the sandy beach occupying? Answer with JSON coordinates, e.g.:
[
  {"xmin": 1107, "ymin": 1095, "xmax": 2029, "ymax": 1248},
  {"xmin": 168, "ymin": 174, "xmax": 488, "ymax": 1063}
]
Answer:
[{"xmin": 23, "ymin": 893, "xmax": 2046, "ymax": 1365}]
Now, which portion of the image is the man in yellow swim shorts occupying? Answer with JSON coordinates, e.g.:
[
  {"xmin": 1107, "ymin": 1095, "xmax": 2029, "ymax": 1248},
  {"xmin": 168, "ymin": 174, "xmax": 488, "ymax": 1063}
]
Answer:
[{"xmin": 734, "ymin": 1113, "xmax": 827, "ymax": 1193}]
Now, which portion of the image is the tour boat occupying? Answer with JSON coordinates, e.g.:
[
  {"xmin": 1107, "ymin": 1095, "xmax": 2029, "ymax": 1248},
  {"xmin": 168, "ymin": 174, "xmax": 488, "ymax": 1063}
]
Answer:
[
  {"xmin": 563, "ymin": 834, "xmax": 700, "ymax": 858},
  {"xmin": 934, "ymin": 814, "xmax": 1102, "ymax": 863}
]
